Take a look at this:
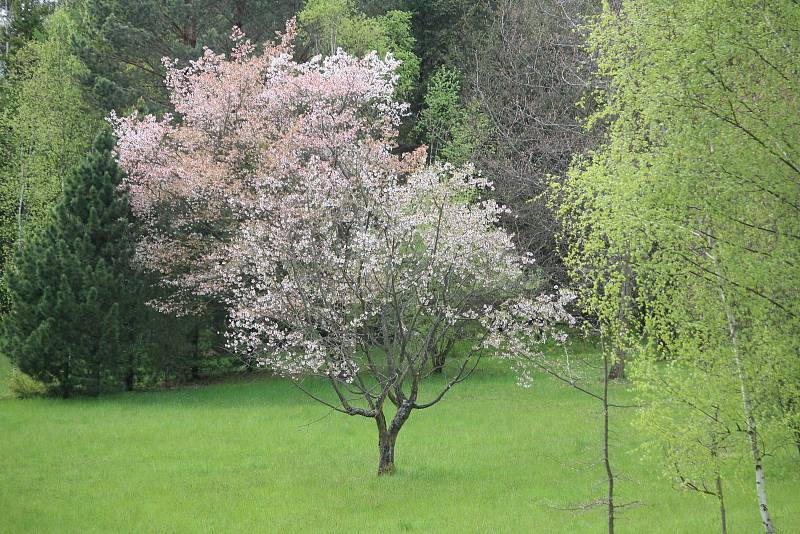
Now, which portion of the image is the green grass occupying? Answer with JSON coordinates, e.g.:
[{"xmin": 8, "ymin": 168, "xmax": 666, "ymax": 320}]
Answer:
[{"xmin": 0, "ymin": 352, "xmax": 798, "ymax": 533}]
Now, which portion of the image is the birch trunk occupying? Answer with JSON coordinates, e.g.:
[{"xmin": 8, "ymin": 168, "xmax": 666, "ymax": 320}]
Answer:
[
  {"xmin": 16, "ymin": 144, "xmax": 29, "ymax": 249},
  {"xmin": 713, "ymin": 256, "xmax": 775, "ymax": 533}
]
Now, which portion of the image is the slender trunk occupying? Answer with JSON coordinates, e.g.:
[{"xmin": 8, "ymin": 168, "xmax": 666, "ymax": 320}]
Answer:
[
  {"xmin": 16, "ymin": 144, "xmax": 30, "ymax": 250},
  {"xmin": 234, "ymin": 0, "xmax": 244, "ymax": 30},
  {"xmin": 16, "ymin": 181, "xmax": 25, "ymax": 247},
  {"xmin": 721, "ymin": 315, "xmax": 772, "ymax": 533},
  {"xmin": 432, "ymin": 338, "xmax": 454, "ymax": 375},
  {"xmin": 93, "ymin": 363, "xmax": 102, "ymax": 397},
  {"xmin": 125, "ymin": 357, "xmax": 135, "ymax": 391},
  {"xmin": 716, "ymin": 474, "xmax": 728, "ymax": 534},
  {"xmin": 713, "ymin": 258, "xmax": 775, "ymax": 533},
  {"xmin": 190, "ymin": 323, "xmax": 201, "ymax": 380},
  {"xmin": 751, "ymin": 455, "xmax": 773, "ymax": 534},
  {"xmin": 603, "ymin": 350, "xmax": 615, "ymax": 534},
  {"xmin": 609, "ymin": 256, "xmax": 634, "ymax": 380},
  {"xmin": 62, "ymin": 358, "xmax": 71, "ymax": 399},
  {"xmin": 432, "ymin": 351, "xmax": 446, "ymax": 375},
  {"xmin": 182, "ymin": 0, "xmax": 197, "ymax": 47},
  {"xmin": 3, "ymin": 0, "xmax": 8, "ymax": 56},
  {"xmin": 710, "ymin": 409, "xmax": 728, "ymax": 534}
]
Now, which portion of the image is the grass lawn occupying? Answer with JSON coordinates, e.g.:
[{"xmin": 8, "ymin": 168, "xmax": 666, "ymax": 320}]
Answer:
[{"xmin": 1, "ymin": 351, "xmax": 798, "ymax": 533}]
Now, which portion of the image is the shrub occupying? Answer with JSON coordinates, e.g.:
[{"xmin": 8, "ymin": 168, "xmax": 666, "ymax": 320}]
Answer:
[{"xmin": 8, "ymin": 367, "xmax": 47, "ymax": 398}]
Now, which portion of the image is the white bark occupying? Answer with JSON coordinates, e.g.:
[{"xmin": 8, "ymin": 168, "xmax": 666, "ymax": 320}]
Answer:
[
  {"xmin": 16, "ymin": 144, "xmax": 28, "ymax": 249},
  {"xmin": 713, "ymin": 254, "xmax": 775, "ymax": 534}
]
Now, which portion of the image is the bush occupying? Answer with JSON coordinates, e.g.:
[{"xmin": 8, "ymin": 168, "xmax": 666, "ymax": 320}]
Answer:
[{"xmin": 9, "ymin": 368, "xmax": 47, "ymax": 398}]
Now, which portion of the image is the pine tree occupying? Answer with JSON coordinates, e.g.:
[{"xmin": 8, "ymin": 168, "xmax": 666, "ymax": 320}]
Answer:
[{"xmin": 3, "ymin": 129, "xmax": 139, "ymax": 397}]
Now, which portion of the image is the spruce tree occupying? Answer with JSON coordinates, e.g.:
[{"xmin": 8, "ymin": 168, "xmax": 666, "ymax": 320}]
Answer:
[{"xmin": 3, "ymin": 129, "xmax": 138, "ymax": 397}]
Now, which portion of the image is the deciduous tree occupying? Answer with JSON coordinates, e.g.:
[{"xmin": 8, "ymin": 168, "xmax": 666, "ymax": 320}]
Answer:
[
  {"xmin": 297, "ymin": 0, "xmax": 419, "ymax": 99},
  {"xmin": 468, "ymin": 0, "xmax": 601, "ymax": 283},
  {"xmin": 0, "ymin": 7, "xmax": 101, "ymax": 306},
  {"xmin": 559, "ymin": 1, "xmax": 800, "ymax": 531},
  {"xmin": 113, "ymin": 22, "xmax": 567, "ymax": 473}
]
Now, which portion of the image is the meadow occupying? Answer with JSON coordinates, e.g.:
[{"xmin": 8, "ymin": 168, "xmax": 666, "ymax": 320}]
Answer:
[{"xmin": 1, "ymin": 350, "xmax": 798, "ymax": 533}]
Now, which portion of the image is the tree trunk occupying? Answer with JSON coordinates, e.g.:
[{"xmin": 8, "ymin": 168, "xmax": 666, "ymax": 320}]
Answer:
[
  {"xmin": 93, "ymin": 364, "xmax": 102, "ymax": 397},
  {"xmin": 608, "ymin": 348, "xmax": 626, "ymax": 380},
  {"xmin": 182, "ymin": 1, "xmax": 197, "ymax": 48},
  {"xmin": 62, "ymin": 359, "xmax": 71, "ymax": 399},
  {"xmin": 752, "ymin": 457, "xmax": 773, "ymax": 534},
  {"xmin": 376, "ymin": 403, "xmax": 413, "ymax": 475},
  {"xmin": 716, "ymin": 474, "xmax": 728, "ymax": 534},
  {"xmin": 723, "ymin": 325, "xmax": 773, "ymax": 533},
  {"xmin": 710, "ymin": 410, "xmax": 728, "ymax": 534},
  {"xmin": 191, "ymin": 323, "xmax": 201, "ymax": 380},
  {"xmin": 234, "ymin": 0, "xmax": 244, "ymax": 31},
  {"xmin": 432, "ymin": 351, "xmax": 446, "ymax": 375},
  {"xmin": 378, "ymin": 428, "xmax": 397, "ymax": 475},
  {"xmin": 609, "ymin": 256, "xmax": 635, "ymax": 380},
  {"xmin": 125, "ymin": 362, "xmax": 135, "ymax": 391},
  {"xmin": 714, "ymin": 258, "xmax": 775, "ymax": 533},
  {"xmin": 602, "ymin": 350, "xmax": 615, "ymax": 534},
  {"xmin": 16, "ymin": 174, "xmax": 25, "ymax": 248},
  {"xmin": 432, "ymin": 338, "xmax": 455, "ymax": 375}
]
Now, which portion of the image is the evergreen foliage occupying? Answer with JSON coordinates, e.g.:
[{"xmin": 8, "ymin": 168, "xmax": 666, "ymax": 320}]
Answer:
[
  {"xmin": 3, "ymin": 129, "xmax": 139, "ymax": 397},
  {"xmin": 405, "ymin": 0, "xmax": 491, "ymax": 82},
  {"xmin": 71, "ymin": 0, "xmax": 299, "ymax": 113}
]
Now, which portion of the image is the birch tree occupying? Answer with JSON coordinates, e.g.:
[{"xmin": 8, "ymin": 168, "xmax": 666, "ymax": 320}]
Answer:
[
  {"xmin": 0, "ymin": 7, "xmax": 100, "ymax": 305},
  {"xmin": 558, "ymin": 1, "xmax": 800, "ymax": 531}
]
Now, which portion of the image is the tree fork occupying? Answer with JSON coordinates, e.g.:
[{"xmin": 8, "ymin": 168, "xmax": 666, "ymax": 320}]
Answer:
[{"xmin": 376, "ymin": 403, "xmax": 412, "ymax": 475}]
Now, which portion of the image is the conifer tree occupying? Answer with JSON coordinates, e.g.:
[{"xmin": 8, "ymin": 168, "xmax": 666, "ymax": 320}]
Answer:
[{"xmin": 3, "ymin": 129, "xmax": 138, "ymax": 397}]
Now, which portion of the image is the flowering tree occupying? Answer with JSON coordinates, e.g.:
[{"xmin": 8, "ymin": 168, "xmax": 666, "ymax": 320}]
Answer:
[{"xmin": 112, "ymin": 20, "xmax": 569, "ymax": 474}]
